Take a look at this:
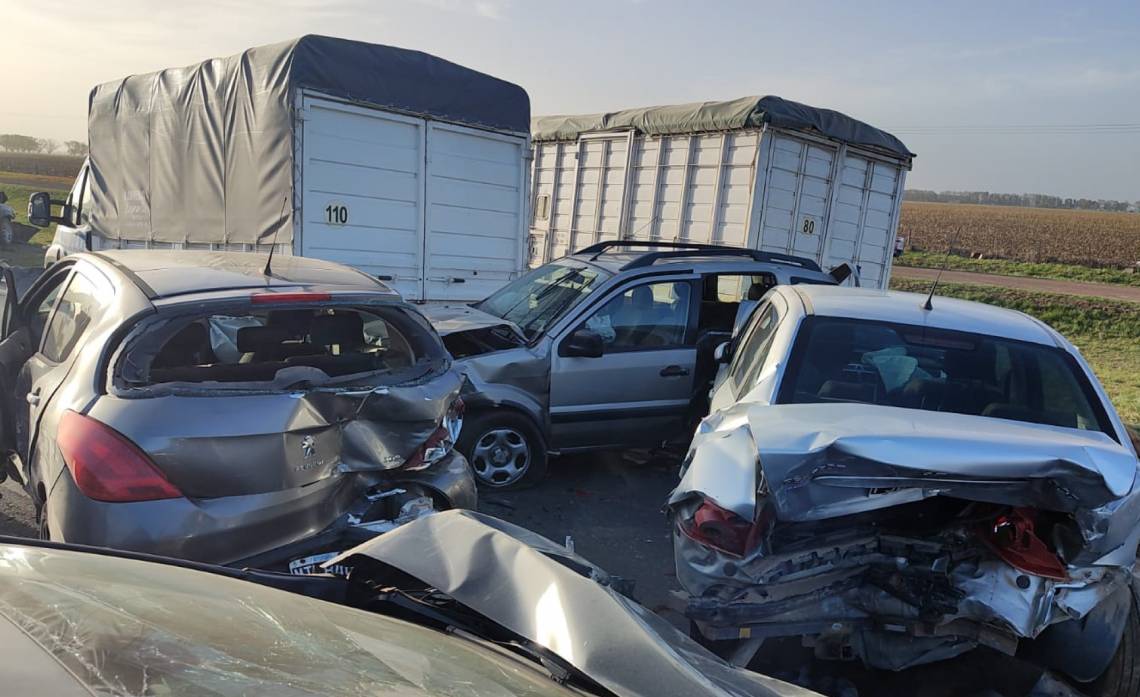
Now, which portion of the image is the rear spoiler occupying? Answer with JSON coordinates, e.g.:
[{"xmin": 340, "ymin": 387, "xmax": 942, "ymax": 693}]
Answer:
[{"xmin": 827, "ymin": 262, "xmax": 860, "ymax": 287}]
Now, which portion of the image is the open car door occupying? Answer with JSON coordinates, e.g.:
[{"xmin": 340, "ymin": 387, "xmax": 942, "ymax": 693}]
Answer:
[{"xmin": 0, "ymin": 266, "xmax": 29, "ymax": 480}]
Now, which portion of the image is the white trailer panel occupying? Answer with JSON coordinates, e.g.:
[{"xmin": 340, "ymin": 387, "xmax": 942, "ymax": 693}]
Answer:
[
  {"xmin": 530, "ymin": 97, "xmax": 912, "ymax": 289},
  {"xmin": 424, "ymin": 122, "xmax": 528, "ymax": 301},
  {"xmin": 299, "ymin": 94, "xmax": 530, "ymax": 301},
  {"xmin": 300, "ymin": 98, "xmax": 427, "ymax": 299}
]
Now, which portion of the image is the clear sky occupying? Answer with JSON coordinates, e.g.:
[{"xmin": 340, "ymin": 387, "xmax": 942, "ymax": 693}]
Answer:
[{"xmin": 5, "ymin": 0, "xmax": 1138, "ymax": 200}]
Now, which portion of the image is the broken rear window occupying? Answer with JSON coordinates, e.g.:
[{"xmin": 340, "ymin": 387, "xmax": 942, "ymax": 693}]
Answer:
[{"xmin": 116, "ymin": 304, "xmax": 445, "ymax": 389}]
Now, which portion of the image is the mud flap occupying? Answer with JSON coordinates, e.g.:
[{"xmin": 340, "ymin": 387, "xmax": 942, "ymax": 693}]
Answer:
[{"xmin": 1029, "ymin": 575, "xmax": 1136, "ymax": 683}]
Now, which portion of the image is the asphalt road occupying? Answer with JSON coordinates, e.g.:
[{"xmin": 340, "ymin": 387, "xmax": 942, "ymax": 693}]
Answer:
[
  {"xmin": 0, "ymin": 451, "xmax": 687, "ymax": 625},
  {"xmin": 893, "ymin": 265, "xmax": 1140, "ymax": 303}
]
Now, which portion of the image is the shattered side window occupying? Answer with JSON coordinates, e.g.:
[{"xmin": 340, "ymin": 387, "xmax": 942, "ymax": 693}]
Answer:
[{"xmin": 121, "ymin": 305, "xmax": 441, "ymax": 388}]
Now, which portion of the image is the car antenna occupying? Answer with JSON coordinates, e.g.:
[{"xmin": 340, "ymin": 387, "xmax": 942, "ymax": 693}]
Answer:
[
  {"xmin": 263, "ymin": 194, "xmax": 290, "ymax": 278},
  {"xmin": 922, "ymin": 227, "xmax": 961, "ymax": 311}
]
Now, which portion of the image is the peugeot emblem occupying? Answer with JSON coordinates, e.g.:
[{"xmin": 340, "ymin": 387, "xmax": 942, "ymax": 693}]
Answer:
[{"xmin": 301, "ymin": 435, "xmax": 316, "ymax": 459}]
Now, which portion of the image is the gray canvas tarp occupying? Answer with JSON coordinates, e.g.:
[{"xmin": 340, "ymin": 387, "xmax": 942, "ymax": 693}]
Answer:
[
  {"xmin": 87, "ymin": 35, "xmax": 530, "ymax": 245},
  {"xmin": 532, "ymin": 95, "xmax": 913, "ymax": 160}
]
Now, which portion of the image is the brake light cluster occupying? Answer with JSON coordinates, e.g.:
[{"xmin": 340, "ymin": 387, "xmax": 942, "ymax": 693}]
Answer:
[
  {"xmin": 250, "ymin": 291, "xmax": 332, "ymax": 305},
  {"xmin": 981, "ymin": 507, "xmax": 1068, "ymax": 581},
  {"xmin": 57, "ymin": 411, "xmax": 182, "ymax": 502},
  {"xmin": 404, "ymin": 398, "xmax": 465, "ymax": 471},
  {"xmin": 681, "ymin": 498, "xmax": 770, "ymax": 557}
]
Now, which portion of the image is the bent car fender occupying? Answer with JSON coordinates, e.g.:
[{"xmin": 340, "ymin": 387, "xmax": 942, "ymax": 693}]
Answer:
[
  {"xmin": 668, "ymin": 423, "xmax": 759, "ymax": 521},
  {"xmin": 1027, "ymin": 574, "xmax": 1136, "ymax": 682}
]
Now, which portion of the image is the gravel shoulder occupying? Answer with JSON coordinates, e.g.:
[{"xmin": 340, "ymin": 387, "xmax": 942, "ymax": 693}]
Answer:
[{"xmin": 893, "ymin": 266, "xmax": 1140, "ymax": 303}]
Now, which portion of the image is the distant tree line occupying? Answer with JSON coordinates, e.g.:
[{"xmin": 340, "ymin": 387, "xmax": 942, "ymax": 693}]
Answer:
[
  {"xmin": 906, "ymin": 189, "xmax": 1137, "ymax": 213},
  {"xmin": 0, "ymin": 134, "xmax": 88, "ymax": 157}
]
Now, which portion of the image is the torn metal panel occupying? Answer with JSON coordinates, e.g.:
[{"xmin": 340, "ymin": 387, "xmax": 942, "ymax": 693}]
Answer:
[{"xmin": 332, "ymin": 510, "xmax": 817, "ymax": 697}]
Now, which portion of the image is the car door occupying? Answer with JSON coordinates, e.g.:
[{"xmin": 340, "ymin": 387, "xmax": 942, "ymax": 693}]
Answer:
[
  {"xmin": 708, "ymin": 295, "xmax": 785, "ymax": 414},
  {"xmin": 12, "ymin": 265, "xmax": 104, "ymax": 473},
  {"xmin": 548, "ymin": 277, "xmax": 699, "ymax": 450}
]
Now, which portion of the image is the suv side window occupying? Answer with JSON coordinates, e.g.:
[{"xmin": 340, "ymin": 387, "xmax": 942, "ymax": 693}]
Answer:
[
  {"xmin": 41, "ymin": 272, "xmax": 98, "ymax": 363},
  {"xmin": 581, "ymin": 280, "xmax": 692, "ymax": 351},
  {"xmin": 699, "ymin": 273, "xmax": 776, "ymax": 335},
  {"xmin": 729, "ymin": 302, "xmax": 780, "ymax": 394}
]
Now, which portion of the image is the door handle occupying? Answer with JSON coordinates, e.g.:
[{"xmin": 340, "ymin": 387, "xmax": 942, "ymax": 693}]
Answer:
[
  {"xmin": 26, "ymin": 391, "xmax": 40, "ymax": 406},
  {"xmin": 660, "ymin": 365, "xmax": 690, "ymax": 377}
]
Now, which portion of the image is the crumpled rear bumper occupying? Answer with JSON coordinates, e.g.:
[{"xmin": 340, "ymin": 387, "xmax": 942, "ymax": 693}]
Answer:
[
  {"xmin": 48, "ymin": 450, "xmax": 473, "ymax": 566},
  {"xmin": 672, "ymin": 520, "xmax": 1132, "ymax": 672}
]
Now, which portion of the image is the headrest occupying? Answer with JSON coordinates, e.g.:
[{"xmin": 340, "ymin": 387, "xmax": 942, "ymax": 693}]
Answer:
[
  {"xmin": 236, "ymin": 326, "xmax": 291, "ymax": 353},
  {"xmin": 631, "ymin": 286, "xmax": 654, "ymax": 308},
  {"xmin": 266, "ymin": 309, "xmax": 314, "ymax": 335},
  {"xmin": 746, "ymin": 282, "xmax": 768, "ymax": 301},
  {"xmin": 310, "ymin": 313, "xmax": 364, "ymax": 347}
]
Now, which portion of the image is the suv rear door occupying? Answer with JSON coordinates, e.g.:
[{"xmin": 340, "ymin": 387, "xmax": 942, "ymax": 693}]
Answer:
[{"xmin": 548, "ymin": 277, "xmax": 699, "ymax": 449}]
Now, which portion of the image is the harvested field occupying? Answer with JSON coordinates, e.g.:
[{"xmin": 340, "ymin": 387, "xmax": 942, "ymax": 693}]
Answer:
[
  {"xmin": 0, "ymin": 153, "xmax": 84, "ymax": 179},
  {"xmin": 899, "ymin": 202, "xmax": 1140, "ymax": 269}
]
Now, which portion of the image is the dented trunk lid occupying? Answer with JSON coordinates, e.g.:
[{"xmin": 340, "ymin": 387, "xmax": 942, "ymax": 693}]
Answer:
[
  {"xmin": 756, "ymin": 404, "xmax": 1138, "ymax": 519},
  {"xmin": 677, "ymin": 403, "xmax": 1139, "ymax": 524},
  {"xmin": 87, "ymin": 373, "xmax": 461, "ymax": 498}
]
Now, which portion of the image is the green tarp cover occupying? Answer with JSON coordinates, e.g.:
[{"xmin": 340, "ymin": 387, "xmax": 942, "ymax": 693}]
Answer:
[{"xmin": 532, "ymin": 95, "xmax": 913, "ymax": 160}]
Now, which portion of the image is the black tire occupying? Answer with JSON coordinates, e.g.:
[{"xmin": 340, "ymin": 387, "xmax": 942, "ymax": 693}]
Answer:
[
  {"xmin": 1089, "ymin": 579, "xmax": 1140, "ymax": 697},
  {"xmin": 458, "ymin": 410, "xmax": 547, "ymax": 490}
]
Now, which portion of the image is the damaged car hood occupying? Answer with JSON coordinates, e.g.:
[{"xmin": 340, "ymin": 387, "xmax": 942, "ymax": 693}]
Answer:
[
  {"xmin": 418, "ymin": 303, "xmax": 524, "ymax": 339},
  {"xmin": 330, "ymin": 510, "xmax": 816, "ymax": 697},
  {"xmin": 673, "ymin": 403, "xmax": 1139, "ymax": 522}
]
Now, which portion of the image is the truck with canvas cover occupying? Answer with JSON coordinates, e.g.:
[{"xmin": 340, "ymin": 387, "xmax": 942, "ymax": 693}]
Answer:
[
  {"xmin": 29, "ymin": 35, "xmax": 532, "ymax": 302},
  {"xmin": 529, "ymin": 96, "xmax": 915, "ymax": 290}
]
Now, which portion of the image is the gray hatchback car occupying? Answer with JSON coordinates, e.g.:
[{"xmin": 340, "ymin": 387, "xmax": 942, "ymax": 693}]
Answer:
[
  {"xmin": 422, "ymin": 241, "xmax": 845, "ymax": 488},
  {"xmin": 0, "ymin": 251, "xmax": 473, "ymax": 566}
]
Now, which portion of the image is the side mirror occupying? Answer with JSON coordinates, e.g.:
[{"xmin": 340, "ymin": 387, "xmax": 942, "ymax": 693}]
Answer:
[
  {"xmin": 714, "ymin": 341, "xmax": 732, "ymax": 364},
  {"xmin": 560, "ymin": 328, "xmax": 604, "ymax": 358},
  {"xmin": 28, "ymin": 192, "xmax": 53, "ymax": 227}
]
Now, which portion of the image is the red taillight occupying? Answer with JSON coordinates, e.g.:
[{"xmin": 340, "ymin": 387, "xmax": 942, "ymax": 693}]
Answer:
[
  {"xmin": 981, "ymin": 508, "xmax": 1068, "ymax": 581},
  {"xmin": 681, "ymin": 499, "xmax": 769, "ymax": 557},
  {"xmin": 57, "ymin": 411, "xmax": 182, "ymax": 503},
  {"xmin": 404, "ymin": 398, "xmax": 464, "ymax": 471},
  {"xmin": 250, "ymin": 291, "xmax": 332, "ymax": 305}
]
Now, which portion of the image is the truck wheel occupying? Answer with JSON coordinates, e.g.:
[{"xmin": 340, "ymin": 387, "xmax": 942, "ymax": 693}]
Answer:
[
  {"xmin": 1088, "ymin": 578, "xmax": 1140, "ymax": 697},
  {"xmin": 459, "ymin": 411, "xmax": 547, "ymax": 490}
]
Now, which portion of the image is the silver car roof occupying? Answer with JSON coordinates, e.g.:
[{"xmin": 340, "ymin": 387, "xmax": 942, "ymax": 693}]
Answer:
[
  {"xmin": 786, "ymin": 284, "xmax": 1058, "ymax": 346},
  {"xmin": 88, "ymin": 250, "xmax": 395, "ymax": 299}
]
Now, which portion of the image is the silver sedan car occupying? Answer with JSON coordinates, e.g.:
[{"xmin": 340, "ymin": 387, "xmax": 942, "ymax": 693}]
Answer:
[
  {"xmin": 0, "ymin": 251, "xmax": 474, "ymax": 567},
  {"xmin": 669, "ymin": 284, "xmax": 1140, "ymax": 693}
]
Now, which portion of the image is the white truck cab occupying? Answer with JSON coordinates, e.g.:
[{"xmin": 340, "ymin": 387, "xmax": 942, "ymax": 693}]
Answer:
[{"xmin": 38, "ymin": 159, "xmax": 94, "ymax": 267}]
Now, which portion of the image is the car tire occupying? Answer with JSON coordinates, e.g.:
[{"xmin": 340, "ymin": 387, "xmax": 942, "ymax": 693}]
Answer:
[
  {"xmin": 459, "ymin": 410, "xmax": 547, "ymax": 490},
  {"xmin": 1088, "ymin": 578, "xmax": 1140, "ymax": 697}
]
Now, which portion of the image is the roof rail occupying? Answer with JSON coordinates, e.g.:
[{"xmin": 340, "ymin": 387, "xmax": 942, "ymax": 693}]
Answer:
[{"xmin": 573, "ymin": 240, "xmax": 821, "ymax": 272}]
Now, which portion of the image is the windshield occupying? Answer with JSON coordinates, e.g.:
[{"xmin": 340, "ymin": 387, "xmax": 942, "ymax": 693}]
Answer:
[
  {"xmin": 777, "ymin": 316, "xmax": 1113, "ymax": 436},
  {"xmin": 475, "ymin": 262, "xmax": 610, "ymax": 339}
]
